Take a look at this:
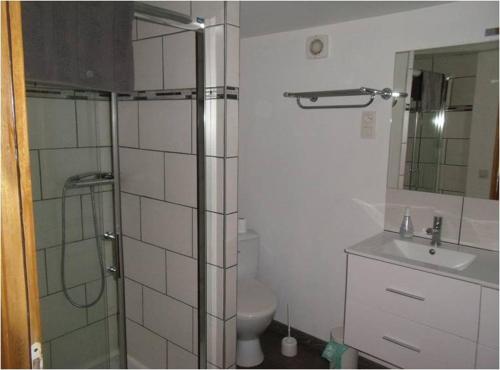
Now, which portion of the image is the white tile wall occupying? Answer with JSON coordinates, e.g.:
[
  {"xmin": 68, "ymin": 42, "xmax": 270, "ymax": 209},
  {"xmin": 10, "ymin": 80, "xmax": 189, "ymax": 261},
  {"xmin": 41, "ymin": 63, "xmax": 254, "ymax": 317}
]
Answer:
[
  {"xmin": 50, "ymin": 320, "xmax": 108, "ymax": 368},
  {"xmin": 40, "ymin": 286, "xmax": 87, "ymax": 341},
  {"xmin": 39, "ymin": 148, "xmax": 101, "ymax": 199},
  {"xmin": 143, "ymin": 287, "xmax": 193, "ymax": 350},
  {"xmin": 166, "ymin": 251, "xmax": 197, "ymax": 306},
  {"xmin": 139, "ymin": 100, "xmax": 192, "ymax": 153},
  {"xmin": 121, "ymin": 2, "xmax": 240, "ymax": 366},
  {"xmin": 125, "ymin": 278, "xmax": 143, "ymax": 323},
  {"xmin": 137, "ymin": 21, "xmax": 179, "ymax": 40},
  {"xmin": 34, "ymin": 197, "xmax": 82, "ymax": 249},
  {"xmin": 224, "ymin": 317, "xmax": 237, "ymax": 366},
  {"xmin": 385, "ymin": 188, "xmax": 463, "ymax": 243},
  {"xmin": 225, "ymin": 266, "xmax": 237, "ymax": 318},
  {"xmin": 30, "ymin": 150, "xmax": 41, "ymax": 200},
  {"xmin": 226, "ymin": 1, "xmax": 240, "ymax": 26},
  {"xmin": 206, "ymin": 157, "xmax": 224, "ymax": 213},
  {"xmin": 141, "ymin": 197, "xmax": 193, "ymax": 256},
  {"xmin": 27, "ymin": 98, "xmax": 77, "ymax": 149},
  {"xmin": 45, "ymin": 239, "xmax": 101, "ymax": 293},
  {"xmin": 121, "ymin": 192, "xmax": 141, "ymax": 239},
  {"xmin": 123, "ymin": 236, "xmax": 166, "ymax": 293},
  {"xmin": 118, "ymin": 101, "xmax": 139, "ymax": 148},
  {"xmin": 226, "ymin": 100, "xmax": 239, "ymax": 157},
  {"xmin": 133, "ymin": 37, "xmax": 163, "ymax": 91},
  {"xmin": 207, "ymin": 264, "xmax": 224, "ymax": 317},
  {"xmin": 126, "ymin": 319, "xmax": 167, "ymax": 368},
  {"xmin": 205, "ymin": 26, "xmax": 225, "ymax": 87},
  {"xmin": 37, "ymin": 250, "xmax": 47, "ymax": 297},
  {"xmin": 168, "ymin": 342, "xmax": 198, "ymax": 368},
  {"xmin": 164, "ymin": 153, "xmax": 197, "ymax": 207},
  {"xmin": 225, "ymin": 157, "xmax": 238, "ymax": 214},
  {"xmin": 163, "ymin": 32, "xmax": 196, "ymax": 89},
  {"xmin": 460, "ymin": 198, "xmax": 499, "ymax": 251},
  {"xmin": 206, "ymin": 99, "xmax": 226, "ymax": 157},
  {"xmin": 87, "ymin": 276, "xmax": 117, "ymax": 323},
  {"xmin": 207, "ymin": 315, "xmax": 224, "ymax": 367},
  {"xmin": 119, "ymin": 148, "xmax": 164, "ymax": 199},
  {"xmin": 226, "ymin": 26, "xmax": 240, "ymax": 87},
  {"xmin": 76, "ymin": 100, "xmax": 111, "ymax": 147}
]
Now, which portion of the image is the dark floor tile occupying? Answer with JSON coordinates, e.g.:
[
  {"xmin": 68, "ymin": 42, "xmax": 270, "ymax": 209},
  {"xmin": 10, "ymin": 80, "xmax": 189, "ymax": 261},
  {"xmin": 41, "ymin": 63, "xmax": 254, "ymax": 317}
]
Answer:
[{"xmin": 237, "ymin": 322, "xmax": 386, "ymax": 369}]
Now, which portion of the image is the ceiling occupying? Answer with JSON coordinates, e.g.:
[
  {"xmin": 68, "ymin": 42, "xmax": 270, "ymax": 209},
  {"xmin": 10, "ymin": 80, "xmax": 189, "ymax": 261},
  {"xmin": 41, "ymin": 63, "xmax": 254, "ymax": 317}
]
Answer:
[{"xmin": 240, "ymin": 1, "xmax": 450, "ymax": 38}]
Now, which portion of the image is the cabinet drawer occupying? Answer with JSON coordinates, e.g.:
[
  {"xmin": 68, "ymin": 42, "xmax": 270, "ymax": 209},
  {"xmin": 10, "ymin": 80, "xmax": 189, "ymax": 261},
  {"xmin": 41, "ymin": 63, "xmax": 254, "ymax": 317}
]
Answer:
[
  {"xmin": 478, "ymin": 288, "xmax": 499, "ymax": 348},
  {"xmin": 347, "ymin": 255, "xmax": 480, "ymax": 339},
  {"xmin": 345, "ymin": 298, "xmax": 476, "ymax": 369}
]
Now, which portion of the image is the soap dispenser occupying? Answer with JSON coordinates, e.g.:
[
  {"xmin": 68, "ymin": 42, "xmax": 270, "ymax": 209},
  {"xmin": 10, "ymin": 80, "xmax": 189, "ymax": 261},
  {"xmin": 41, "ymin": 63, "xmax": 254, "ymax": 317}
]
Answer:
[{"xmin": 399, "ymin": 207, "xmax": 414, "ymax": 239}]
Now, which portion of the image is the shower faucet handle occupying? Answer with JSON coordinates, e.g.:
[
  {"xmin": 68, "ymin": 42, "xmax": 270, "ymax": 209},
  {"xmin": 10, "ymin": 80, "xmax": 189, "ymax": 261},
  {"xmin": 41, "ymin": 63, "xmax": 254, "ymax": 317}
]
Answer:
[{"xmin": 103, "ymin": 231, "xmax": 116, "ymax": 241}]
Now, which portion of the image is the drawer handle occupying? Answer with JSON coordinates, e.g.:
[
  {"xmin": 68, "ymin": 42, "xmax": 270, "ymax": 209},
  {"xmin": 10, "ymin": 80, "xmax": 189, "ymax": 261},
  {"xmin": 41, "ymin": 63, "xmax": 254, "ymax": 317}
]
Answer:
[
  {"xmin": 382, "ymin": 335, "xmax": 421, "ymax": 353},
  {"xmin": 385, "ymin": 287, "xmax": 425, "ymax": 301}
]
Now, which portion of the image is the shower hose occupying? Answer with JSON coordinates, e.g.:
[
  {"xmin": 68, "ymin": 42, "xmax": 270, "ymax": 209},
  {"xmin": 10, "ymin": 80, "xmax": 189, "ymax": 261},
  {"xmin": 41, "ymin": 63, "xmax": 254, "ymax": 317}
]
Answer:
[{"xmin": 61, "ymin": 179, "xmax": 106, "ymax": 308}]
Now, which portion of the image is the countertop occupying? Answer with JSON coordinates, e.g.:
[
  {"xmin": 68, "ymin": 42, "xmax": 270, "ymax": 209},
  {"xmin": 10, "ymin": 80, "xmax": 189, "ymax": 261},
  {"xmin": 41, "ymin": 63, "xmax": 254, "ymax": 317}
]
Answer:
[{"xmin": 345, "ymin": 231, "xmax": 499, "ymax": 289}]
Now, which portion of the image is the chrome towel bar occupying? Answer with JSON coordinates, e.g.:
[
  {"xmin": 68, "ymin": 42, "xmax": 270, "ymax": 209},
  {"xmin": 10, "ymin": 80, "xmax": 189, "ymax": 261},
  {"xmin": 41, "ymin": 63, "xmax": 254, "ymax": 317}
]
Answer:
[{"xmin": 283, "ymin": 87, "xmax": 408, "ymax": 109}]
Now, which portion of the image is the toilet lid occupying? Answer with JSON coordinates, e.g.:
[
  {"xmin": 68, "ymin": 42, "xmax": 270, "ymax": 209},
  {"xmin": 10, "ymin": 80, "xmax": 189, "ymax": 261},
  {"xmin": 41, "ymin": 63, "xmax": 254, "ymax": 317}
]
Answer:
[{"xmin": 237, "ymin": 279, "xmax": 277, "ymax": 319}]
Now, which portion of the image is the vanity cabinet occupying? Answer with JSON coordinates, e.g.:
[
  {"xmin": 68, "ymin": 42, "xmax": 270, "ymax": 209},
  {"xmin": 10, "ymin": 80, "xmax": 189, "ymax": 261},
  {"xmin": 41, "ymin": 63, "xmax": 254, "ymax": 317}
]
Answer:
[{"xmin": 344, "ymin": 254, "xmax": 497, "ymax": 369}]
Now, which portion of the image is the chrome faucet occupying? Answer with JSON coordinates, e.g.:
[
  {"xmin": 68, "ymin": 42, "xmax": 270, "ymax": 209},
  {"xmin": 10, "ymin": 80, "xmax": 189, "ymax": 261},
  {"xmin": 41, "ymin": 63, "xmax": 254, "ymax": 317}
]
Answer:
[{"xmin": 426, "ymin": 216, "xmax": 443, "ymax": 246}]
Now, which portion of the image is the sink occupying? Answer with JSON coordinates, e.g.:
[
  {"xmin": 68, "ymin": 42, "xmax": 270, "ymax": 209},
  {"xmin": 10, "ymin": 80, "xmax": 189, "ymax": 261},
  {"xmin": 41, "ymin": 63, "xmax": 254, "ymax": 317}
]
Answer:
[{"xmin": 381, "ymin": 239, "xmax": 476, "ymax": 271}]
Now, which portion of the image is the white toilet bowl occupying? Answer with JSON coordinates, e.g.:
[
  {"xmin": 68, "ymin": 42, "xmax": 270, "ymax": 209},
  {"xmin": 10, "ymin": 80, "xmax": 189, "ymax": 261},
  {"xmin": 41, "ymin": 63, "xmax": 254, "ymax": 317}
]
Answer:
[{"xmin": 236, "ymin": 278, "xmax": 277, "ymax": 367}]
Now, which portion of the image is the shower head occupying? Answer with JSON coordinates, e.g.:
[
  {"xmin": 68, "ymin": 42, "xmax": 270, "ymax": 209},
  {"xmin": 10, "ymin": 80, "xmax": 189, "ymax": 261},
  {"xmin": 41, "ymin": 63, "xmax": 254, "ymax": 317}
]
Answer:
[{"xmin": 64, "ymin": 171, "xmax": 114, "ymax": 189}]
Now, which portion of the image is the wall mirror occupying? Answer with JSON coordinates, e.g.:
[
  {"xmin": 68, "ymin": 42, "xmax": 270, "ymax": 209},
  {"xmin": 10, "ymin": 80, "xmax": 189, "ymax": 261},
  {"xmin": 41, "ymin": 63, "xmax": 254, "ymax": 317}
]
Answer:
[{"xmin": 387, "ymin": 41, "xmax": 499, "ymax": 200}]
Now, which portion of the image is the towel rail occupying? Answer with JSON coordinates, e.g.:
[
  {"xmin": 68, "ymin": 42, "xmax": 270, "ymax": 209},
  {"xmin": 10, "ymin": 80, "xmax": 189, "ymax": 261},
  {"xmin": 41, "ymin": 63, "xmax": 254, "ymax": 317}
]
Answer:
[{"xmin": 283, "ymin": 87, "xmax": 407, "ymax": 109}]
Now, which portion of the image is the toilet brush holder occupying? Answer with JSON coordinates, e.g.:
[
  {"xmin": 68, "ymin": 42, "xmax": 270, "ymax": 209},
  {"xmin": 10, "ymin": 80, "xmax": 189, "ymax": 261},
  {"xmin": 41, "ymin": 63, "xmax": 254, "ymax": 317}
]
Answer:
[{"xmin": 281, "ymin": 336, "xmax": 297, "ymax": 357}]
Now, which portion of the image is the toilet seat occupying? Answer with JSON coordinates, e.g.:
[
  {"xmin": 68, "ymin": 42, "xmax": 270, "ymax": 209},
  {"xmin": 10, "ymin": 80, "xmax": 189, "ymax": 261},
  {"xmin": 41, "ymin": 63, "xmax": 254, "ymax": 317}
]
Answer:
[{"xmin": 237, "ymin": 278, "xmax": 277, "ymax": 320}]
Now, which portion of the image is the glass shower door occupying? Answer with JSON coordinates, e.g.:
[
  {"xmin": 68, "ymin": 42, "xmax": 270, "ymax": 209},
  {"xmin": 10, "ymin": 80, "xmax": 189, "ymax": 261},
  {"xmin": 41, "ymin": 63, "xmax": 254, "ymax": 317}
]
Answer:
[{"xmin": 27, "ymin": 85, "xmax": 121, "ymax": 368}]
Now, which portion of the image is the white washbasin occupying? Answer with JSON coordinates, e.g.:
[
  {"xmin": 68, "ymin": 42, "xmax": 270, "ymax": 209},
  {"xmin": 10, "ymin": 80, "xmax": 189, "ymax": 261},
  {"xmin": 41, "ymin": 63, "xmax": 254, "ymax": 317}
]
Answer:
[{"xmin": 382, "ymin": 239, "xmax": 476, "ymax": 271}]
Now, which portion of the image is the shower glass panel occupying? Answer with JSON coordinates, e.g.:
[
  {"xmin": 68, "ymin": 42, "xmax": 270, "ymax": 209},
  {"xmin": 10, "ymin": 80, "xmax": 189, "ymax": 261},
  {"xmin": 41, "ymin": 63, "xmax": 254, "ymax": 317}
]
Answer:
[{"xmin": 27, "ymin": 84, "xmax": 121, "ymax": 368}]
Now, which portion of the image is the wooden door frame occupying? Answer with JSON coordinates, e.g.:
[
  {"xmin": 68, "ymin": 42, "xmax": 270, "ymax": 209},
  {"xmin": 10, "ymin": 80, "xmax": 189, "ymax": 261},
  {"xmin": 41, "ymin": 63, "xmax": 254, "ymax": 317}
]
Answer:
[{"xmin": 1, "ymin": 2, "xmax": 42, "ymax": 368}]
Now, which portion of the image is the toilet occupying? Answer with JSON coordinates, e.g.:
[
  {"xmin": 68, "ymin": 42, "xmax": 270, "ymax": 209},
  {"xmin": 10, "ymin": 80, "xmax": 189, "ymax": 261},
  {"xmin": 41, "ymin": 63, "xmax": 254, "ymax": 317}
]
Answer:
[{"xmin": 237, "ymin": 230, "xmax": 277, "ymax": 367}]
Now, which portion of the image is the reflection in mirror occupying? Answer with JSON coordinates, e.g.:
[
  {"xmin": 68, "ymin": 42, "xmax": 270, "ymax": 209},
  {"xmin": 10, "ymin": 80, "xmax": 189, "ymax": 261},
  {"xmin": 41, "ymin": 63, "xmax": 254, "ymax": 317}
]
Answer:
[{"xmin": 388, "ymin": 42, "xmax": 499, "ymax": 200}]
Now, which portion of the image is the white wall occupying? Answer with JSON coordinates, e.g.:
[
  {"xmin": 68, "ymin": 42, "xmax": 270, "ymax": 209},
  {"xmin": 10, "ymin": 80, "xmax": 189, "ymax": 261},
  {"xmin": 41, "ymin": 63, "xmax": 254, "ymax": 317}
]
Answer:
[{"xmin": 239, "ymin": 2, "xmax": 498, "ymax": 341}]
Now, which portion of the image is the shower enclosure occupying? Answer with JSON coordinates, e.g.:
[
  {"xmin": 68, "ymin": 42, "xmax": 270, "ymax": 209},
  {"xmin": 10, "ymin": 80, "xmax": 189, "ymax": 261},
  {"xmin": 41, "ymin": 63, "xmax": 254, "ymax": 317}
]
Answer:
[
  {"xmin": 28, "ymin": 86, "xmax": 123, "ymax": 368},
  {"xmin": 25, "ymin": 3, "xmax": 210, "ymax": 368}
]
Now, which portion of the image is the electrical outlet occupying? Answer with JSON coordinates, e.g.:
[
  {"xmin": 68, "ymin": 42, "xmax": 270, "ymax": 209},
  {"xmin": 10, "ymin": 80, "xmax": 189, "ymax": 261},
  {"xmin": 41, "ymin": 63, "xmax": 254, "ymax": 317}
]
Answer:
[{"xmin": 361, "ymin": 111, "xmax": 376, "ymax": 139}]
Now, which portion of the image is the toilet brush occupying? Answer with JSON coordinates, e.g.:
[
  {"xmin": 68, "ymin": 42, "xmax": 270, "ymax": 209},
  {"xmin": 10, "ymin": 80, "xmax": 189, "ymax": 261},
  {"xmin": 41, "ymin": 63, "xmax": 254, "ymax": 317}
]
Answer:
[{"xmin": 281, "ymin": 304, "xmax": 298, "ymax": 357}]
